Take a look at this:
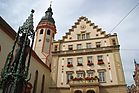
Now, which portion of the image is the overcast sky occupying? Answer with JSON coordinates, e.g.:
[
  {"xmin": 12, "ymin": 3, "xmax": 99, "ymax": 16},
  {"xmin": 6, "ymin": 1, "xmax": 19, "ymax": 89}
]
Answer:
[{"xmin": 0, "ymin": 0, "xmax": 139, "ymax": 86}]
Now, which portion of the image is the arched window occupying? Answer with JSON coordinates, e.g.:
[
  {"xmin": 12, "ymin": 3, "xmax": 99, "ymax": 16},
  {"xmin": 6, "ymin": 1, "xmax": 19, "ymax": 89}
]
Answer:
[
  {"xmin": 74, "ymin": 90, "xmax": 82, "ymax": 93},
  {"xmin": 33, "ymin": 70, "xmax": 38, "ymax": 93},
  {"xmin": 41, "ymin": 75, "xmax": 45, "ymax": 93},
  {"xmin": 47, "ymin": 29, "xmax": 51, "ymax": 35},
  {"xmin": 86, "ymin": 90, "xmax": 95, "ymax": 93},
  {"xmin": 40, "ymin": 29, "xmax": 43, "ymax": 34}
]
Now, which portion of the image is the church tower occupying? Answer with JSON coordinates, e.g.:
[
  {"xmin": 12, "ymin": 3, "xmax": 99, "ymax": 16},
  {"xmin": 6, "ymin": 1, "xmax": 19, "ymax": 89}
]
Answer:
[{"xmin": 34, "ymin": 5, "xmax": 56, "ymax": 67}]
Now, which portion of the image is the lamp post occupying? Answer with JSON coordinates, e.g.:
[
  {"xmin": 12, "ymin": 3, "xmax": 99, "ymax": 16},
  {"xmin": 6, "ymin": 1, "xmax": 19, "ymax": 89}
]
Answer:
[{"xmin": 0, "ymin": 10, "xmax": 35, "ymax": 93}]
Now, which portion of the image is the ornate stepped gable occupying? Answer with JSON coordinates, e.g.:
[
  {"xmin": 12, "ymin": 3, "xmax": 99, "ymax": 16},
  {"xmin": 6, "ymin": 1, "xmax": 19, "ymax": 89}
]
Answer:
[{"xmin": 62, "ymin": 16, "xmax": 106, "ymax": 41}]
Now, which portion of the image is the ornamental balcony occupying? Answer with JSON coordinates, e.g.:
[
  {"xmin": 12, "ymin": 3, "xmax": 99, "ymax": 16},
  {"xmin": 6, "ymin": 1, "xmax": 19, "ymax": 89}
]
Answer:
[
  {"xmin": 69, "ymin": 76, "xmax": 99, "ymax": 86},
  {"xmin": 52, "ymin": 45, "xmax": 120, "ymax": 56}
]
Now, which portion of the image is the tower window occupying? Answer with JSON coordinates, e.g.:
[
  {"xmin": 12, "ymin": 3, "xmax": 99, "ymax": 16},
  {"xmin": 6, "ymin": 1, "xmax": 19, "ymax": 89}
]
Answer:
[
  {"xmin": 47, "ymin": 29, "xmax": 51, "ymax": 35},
  {"xmin": 112, "ymin": 39, "xmax": 116, "ymax": 46},
  {"xmin": 40, "ymin": 29, "xmax": 43, "ymax": 34}
]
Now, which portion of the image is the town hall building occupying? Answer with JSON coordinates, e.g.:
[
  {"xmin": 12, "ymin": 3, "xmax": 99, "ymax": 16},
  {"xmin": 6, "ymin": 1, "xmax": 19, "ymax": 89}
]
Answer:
[{"xmin": 0, "ymin": 5, "xmax": 127, "ymax": 93}]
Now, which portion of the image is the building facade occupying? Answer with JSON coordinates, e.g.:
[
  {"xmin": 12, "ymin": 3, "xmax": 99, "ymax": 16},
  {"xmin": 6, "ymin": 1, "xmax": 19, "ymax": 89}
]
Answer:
[
  {"xmin": 51, "ymin": 16, "xmax": 127, "ymax": 93},
  {"xmin": 0, "ymin": 5, "xmax": 127, "ymax": 93},
  {"xmin": 133, "ymin": 60, "xmax": 139, "ymax": 93}
]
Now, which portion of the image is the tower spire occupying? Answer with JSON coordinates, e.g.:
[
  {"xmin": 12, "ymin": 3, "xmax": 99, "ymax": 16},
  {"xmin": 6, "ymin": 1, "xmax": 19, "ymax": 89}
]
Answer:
[{"xmin": 39, "ymin": 1, "xmax": 55, "ymax": 24}]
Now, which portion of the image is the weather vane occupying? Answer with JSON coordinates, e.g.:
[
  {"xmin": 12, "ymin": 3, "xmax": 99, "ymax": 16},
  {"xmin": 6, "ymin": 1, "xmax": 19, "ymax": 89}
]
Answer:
[{"xmin": 50, "ymin": 0, "xmax": 53, "ymax": 7}]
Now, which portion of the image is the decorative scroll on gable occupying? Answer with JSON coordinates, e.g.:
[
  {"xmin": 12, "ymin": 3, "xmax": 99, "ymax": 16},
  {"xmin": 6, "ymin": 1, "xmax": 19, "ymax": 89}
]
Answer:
[{"xmin": 62, "ymin": 16, "xmax": 106, "ymax": 41}]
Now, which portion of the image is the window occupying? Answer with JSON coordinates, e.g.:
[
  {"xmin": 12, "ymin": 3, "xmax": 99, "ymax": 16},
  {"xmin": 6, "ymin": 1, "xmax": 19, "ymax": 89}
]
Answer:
[
  {"xmin": 68, "ymin": 45, "xmax": 73, "ymax": 50},
  {"xmin": 77, "ymin": 57, "xmax": 83, "ymax": 66},
  {"xmin": 98, "ymin": 71, "xmax": 105, "ymax": 82},
  {"xmin": 96, "ymin": 42, "xmax": 101, "ymax": 48},
  {"xmin": 67, "ymin": 58, "xmax": 72, "ymax": 64},
  {"xmin": 54, "ymin": 45, "xmax": 58, "ymax": 51},
  {"xmin": 39, "ymin": 39, "xmax": 41, "ymax": 42},
  {"xmin": 47, "ymin": 29, "xmax": 51, "ymax": 35},
  {"xmin": 82, "ymin": 34, "xmax": 85, "ymax": 39},
  {"xmin": 77, "ymin": 72, "xmax": 85, "ymax": 78},
  {"xmin": 87, "ymin": 56, "xmax": 94, "ymax": 66},
  {"xmin": 41, "ymin": 75, "xmax": 45, "ymax": 93},
  {"xmin": 33, "ymin": 70, "xmax": 38, "ymax": 93},
  {"xmin": 86, "ymin": 33, "xmax": 90, "ymax": 39},
  {"xmin": 87, "ymin": 70, "xmax": 94, "ymax": 77},
  {"xmin": 87, "ymin": 56, "xmax": 92, "ymax": 63},
  {"xmin": 97, "ymin": 55, "xmax": 103, "ymax": 61},
  {"xmin": 77, "ymin": 34, "xmax": 81, "ymax": 40},
  {"xmin": 40, "ymin": 29, "xmax": 43, "ymax": 34},
  {"xmin": 97, "ymin": 55, "xmax": 104, "ymax": 65},
  {"xmin": 77, "ymin": 44, "xmax": 82, "ymax": 50},
  {"xmin": 86, "ymin": 43, "xmax": 92, "ymax": 48},
  {"xmin": 112, "ymin": 39, "xmax": 116, "ymax": 45},
  {"xmin": 77, "ymin": 33, "xmax": 90, "ymax": 40},
  {"xmin": 67, "ymin": 72, "xmax": 73, "ymax": 83}
]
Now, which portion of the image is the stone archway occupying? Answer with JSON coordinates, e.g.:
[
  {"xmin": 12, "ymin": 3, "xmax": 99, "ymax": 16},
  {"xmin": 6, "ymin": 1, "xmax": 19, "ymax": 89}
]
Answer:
[
  {"xmin": 86, "ymin": 90, "xmax": 95, "ymax": 93},
  {"xmin": 74, "ymin": 90, "xmax": 82, "ymax": 93}
]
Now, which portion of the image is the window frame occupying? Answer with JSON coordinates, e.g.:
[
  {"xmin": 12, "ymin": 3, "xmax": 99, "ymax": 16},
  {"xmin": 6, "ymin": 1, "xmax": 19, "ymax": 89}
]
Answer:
[
  {"xmin": 40, "ymin": 29, "xmax": 43, "ymax": 34},
  {"xmin": 98, "ymin": 71, "xmax": 106, "ymax": 82},
  {"xmin": 86, "ymin": 43, "xmax": 92, "ymax": 49},
  {"xmin": 96, "ymin": 42, "xmax": 101, "ymax": 48},
  {"xmin": 86, "ymin": 33, "xmax": 90, "ymax": 39},
  {"xmin": 77, "ymin": 57, "xmax": 83, "ymax": 66},
  {"xmin": 68, "ymin": 45, "xmax": 73, "ymax": 50},
  {"xmin": 77, "ymin": 44, "xmax": 82, "ymax": 50},
  {"xmin": 67, "ymin": 58, "xmax": 73, "ymax": 64},
  {"xmin": 47, "ymin": 29, "xmax": 51, "ymax": 35}
]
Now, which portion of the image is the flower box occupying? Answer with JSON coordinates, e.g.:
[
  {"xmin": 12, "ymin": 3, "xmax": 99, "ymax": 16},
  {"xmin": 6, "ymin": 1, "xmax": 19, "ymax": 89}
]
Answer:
[
  {"xmin": 67, "ymin": 64, "xmax": 73, "ymax": 67},
  {"xmin": 85, "ymin": 77, "xmax": 93, "ymax": 80},
  {"xmin": 72, "ymin": 77, "xmax": 83, "ymax": 81},
  {"xmin": 87, "ymin": 62, "xmax": 94, "ymax": 66},
  {"xmin": 97, "ymin": 61, "xmax": 104, "ymax": 65},
  {"xmin": 77, "ymin": 63, "xmax": 83, "ymax": 66}
]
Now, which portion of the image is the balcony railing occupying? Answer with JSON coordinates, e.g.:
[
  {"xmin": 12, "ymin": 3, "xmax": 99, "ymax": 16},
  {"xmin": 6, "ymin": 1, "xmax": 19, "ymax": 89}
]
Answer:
[
  {"xmin": 69, "ymin": 77, "xmax": 99, "ymax": 86},
  {"xmin": 52, "ymin": 45, "xmax": 120, "ymax": 56}
]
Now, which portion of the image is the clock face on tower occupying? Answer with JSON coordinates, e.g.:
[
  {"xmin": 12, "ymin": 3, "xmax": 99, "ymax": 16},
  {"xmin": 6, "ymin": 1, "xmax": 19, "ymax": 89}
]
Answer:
[{"xmin": 80, "ymin": 25, "xmax": 86, "ymax": 30}]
